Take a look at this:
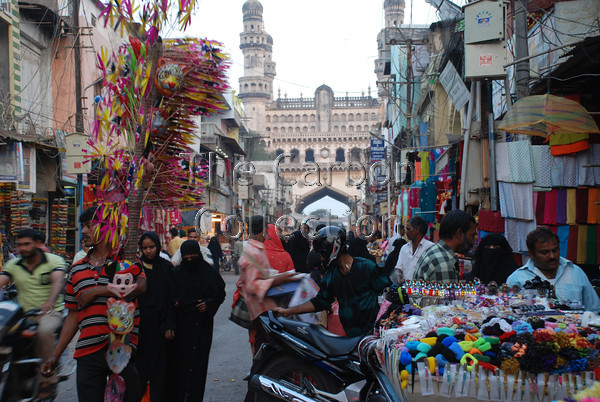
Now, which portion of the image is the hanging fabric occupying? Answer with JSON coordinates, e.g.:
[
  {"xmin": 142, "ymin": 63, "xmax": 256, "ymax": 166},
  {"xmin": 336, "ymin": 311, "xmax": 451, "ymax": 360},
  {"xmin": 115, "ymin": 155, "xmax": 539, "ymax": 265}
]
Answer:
[
  {"xmin": 507, "ymin": 141, "xmax": 535, "ymax": 183},
  {"xmin": 576, "ymin": 188, "xmax": 589, "ymax": 224},
  {"xmin": 556, "ymin": 189, "xmax": 567, "ymax": 225},
  {"xmin": 588, "ymin": 188, "xmax": 599, "ymax": 224},
  {"xmin": 566, "ymin": 189, "xmax": 577, "ymax": 225},
  {"xmin": 556, "ymin": 225, "xmax": 569, "ymax": 259}
]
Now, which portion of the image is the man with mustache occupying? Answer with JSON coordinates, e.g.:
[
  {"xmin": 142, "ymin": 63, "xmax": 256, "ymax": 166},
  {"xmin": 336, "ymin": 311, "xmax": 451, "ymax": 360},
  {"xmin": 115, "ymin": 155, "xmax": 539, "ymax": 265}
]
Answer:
[{"xmin": 507, "ymin": 227, "xmax": 600, "ymax": 311}]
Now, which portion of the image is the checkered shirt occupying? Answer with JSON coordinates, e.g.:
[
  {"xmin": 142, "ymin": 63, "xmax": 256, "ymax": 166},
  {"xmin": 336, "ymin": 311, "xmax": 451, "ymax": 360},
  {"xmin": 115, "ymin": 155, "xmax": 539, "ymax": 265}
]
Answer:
[{"xmin": 412, "ymin": 240, "xmax": 458, "ymax": 283}]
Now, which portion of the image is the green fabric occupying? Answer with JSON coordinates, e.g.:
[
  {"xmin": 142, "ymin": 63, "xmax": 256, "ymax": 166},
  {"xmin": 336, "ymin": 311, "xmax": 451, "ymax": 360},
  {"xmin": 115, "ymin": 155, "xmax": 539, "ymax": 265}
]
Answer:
[
  {"xmin": 587, "ymin": 225, "xmax": 598, "ymax": 265},
  {"xmin": 549, "ymin": 132, "xmax": 589, "ymax": 146}
]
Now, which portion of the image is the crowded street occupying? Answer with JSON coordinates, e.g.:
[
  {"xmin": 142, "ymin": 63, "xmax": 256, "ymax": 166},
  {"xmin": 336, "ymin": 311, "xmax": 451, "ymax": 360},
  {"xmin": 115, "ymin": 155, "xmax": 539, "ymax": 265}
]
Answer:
[{"xmin": 2, "ymin": 0, "xmax": 600, "ymax": 401}]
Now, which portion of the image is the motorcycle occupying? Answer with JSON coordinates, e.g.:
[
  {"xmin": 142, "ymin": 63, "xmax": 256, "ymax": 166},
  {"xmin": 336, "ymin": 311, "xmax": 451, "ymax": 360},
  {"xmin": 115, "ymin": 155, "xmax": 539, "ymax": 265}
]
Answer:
[
  {"xmin": 0, "ymin": 286, "xmax": 74, "ymax": 401},
  {"xmin": 248, "ymin": 311, "xmax": 400, "ymax": 402}
]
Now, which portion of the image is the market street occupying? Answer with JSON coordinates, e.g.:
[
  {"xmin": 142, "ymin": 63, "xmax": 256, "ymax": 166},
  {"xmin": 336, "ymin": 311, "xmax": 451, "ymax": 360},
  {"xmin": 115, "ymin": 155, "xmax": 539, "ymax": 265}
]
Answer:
[{"xmin": 57, "ymin": 271, "xmax": 251, "ymax": 402}]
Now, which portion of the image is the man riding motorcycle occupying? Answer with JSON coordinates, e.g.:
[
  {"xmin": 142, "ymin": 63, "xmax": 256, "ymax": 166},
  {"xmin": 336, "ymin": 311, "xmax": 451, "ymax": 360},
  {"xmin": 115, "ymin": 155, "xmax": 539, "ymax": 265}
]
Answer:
[
  {"xmin": 275, "ymin": 226, "xmax": 391, "ymax": 337},
  {"xmin": 0, "ymin": 228, "xmax": 67, "ymax": 399}
]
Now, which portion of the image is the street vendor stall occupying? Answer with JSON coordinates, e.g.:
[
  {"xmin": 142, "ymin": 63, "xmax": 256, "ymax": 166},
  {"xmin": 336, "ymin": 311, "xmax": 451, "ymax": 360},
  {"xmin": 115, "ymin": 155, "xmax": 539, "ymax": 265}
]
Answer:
[{"xmin": 365, "ymin": 281, "xmax": 600, "ymax": 401}]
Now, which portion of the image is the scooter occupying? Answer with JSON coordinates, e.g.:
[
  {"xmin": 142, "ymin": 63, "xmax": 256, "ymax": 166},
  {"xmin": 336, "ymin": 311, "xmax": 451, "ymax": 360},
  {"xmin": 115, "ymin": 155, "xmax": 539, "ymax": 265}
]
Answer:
[
  {"xmin": 248, "ymin": 311, "xmax": 400, "ymax": 401},
  {"xmin": 0, "ymin": 286, "xmax": 74, "ymax": 401}
]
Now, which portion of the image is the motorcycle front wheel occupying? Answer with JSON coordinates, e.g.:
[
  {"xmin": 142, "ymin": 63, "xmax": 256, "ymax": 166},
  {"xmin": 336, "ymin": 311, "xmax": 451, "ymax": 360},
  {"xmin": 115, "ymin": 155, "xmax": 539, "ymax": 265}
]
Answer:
[{"xmin": 256, "ymin": 354, "xmax": 340, "ymax": 401}]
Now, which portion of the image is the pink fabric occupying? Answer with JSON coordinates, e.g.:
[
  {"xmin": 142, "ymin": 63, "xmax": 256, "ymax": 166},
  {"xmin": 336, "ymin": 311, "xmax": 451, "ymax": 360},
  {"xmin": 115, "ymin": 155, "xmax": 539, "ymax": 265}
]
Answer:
[
  {"xmin": 543, "ymin": 190, "xmax": 557, "ymax": 225},
  {"xmin": 264, "ymin": 225, "xmax": 295, "ymax": 274},
  {"xmin": 408, "ymin": 186, "xmax": 421, "ymax": 218},
  {"xmin": 236, "ymin": 239, "xmax": 277, "ymax": 320}
]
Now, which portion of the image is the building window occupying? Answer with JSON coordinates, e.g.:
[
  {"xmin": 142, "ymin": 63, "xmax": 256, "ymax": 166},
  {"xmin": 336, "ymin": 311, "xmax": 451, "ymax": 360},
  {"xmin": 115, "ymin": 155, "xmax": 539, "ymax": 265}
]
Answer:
[
  {"xmin": 335, "ymin": 148, "xmax": 345, "ymax": 162},
  {"xmin": 290, "ymin": 149, "xmax": 299, "ymax": 162},
  {"xmin": 276, "ymin": 149, "xmax": 284, "ymax": 162},
  {"xmin": 351, "ymin": 148, "xmax": 361, "ymax": 162},
  {"xmin": 305, "ymin": 149, "xmax": 314, "ymax": 162}
]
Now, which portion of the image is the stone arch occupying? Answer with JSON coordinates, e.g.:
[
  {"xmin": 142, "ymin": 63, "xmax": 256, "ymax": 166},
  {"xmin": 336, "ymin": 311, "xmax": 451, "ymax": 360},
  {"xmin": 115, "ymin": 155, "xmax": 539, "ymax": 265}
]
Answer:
[
  {"xmin": 272, "ymin": 115, "xmax": 278, "ymax": 123},
  {"xmin": 296, "ymin": 186, "xmax": 352, "ymax": 214},
  {"xmin": 349, "ymin": 113, "xmax": 354, "ymax": 121},
  {"xmin": 335, "ymin": 148, "xmax": 345, "ymax": 162},
  {"xmin": 266, "ymin": 115, "xmax": 271, "ymax": 123}
]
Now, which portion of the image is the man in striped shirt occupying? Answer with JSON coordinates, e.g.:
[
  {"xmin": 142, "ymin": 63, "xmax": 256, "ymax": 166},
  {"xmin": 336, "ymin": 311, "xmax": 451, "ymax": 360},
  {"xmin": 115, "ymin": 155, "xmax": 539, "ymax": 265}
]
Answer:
[{"xmin": 41, "ymin": 207, "xmax": 147, "ymax": 402}]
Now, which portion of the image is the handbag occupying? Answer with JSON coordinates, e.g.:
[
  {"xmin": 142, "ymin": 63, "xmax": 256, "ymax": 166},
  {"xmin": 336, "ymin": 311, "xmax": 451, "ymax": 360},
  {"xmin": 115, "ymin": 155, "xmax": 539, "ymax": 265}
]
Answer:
[{"xmin": 229, "ymin": 296, "xmax": 253, "ymax": 329}]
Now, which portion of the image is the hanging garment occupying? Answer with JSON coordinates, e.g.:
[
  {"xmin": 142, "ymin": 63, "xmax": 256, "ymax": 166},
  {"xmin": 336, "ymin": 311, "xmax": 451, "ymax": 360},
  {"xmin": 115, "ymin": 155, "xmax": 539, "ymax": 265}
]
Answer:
[
  {"xmin": 507, "ymin": 141, "xmax": 536, "ymax": 183},
  {"xmin": 408, "ymin": 183, "xmax": 423, "ymax": 218},
  {"xmin": 557, "ymin": 226, "xmax": 570, "ymax": 259},
  {"xmin": 518, "ymin": 220, "xmax": 536, "ymax": 253},
  {"xmin": 504, "ymin": 218, "xmax": 520, "ymax": 253},
  {"xmin": 561, "ymin": 155, "xmax": 578, "ymax": 187},
  {"xmin": 576, "ymin": 188, "xmax": 589, "ymax": 224},
  {"xmin": 498, "ymin": 182, "xmax": 516, "ymax": 218},
  {"xmin": 401, "ymin": 189, "xmax": 409, "ymax": 217},
  {"xmin": 418, "ymin": 151, "xmax": 430, "ymax": 180},
  {"xmin": 543, "ymin": 190, "xmax": 557, "ymax": 225},
  {"xmin": 498, "ymin": 182, "xmax": 534, "ymax": 221},
  {"xmin": 532, "ymin": 145, "xmax": 553, "ymax": 188},
  {"xmin": 566, "ymin": 189, "xmax": 577, "ymax": 225},
  {"xmin": 577, "ymin": 225, "xmax": 587, "ymax": 265},
  {"xmin": 593, "ymin": 145, "xmax": 600, "ymax": 186},
  {"xmin": 588, "ymin": 188, "xmax": 599, "ymax": 224},
  {"xmin": 495, "ymin": 142, "xmax": 511, "ymax": 182},
  {"xmin": 551, "ymin": 156, "xmax": 564, "ymax": 187},
  {"xmin": 419, "ymin": 178, "xmax": 437, "ymax": 223},
  {"xmin": 549, "ymin": 132, "xmax": 590, "ymax": 156},
  {"xmin": 535, "ymin": 192, "xmax": 546, "ymax": 224},
  {"xmin": 566, "ymin": 225, "xmax": 579, "ymax": 263},
  {"xmin": 556, "ymin": 189, "xmax": 567, "ymax": 224},
  {"xmin": 586, "ymin": 225, "xmax": 597, "ymax": 265},
  {"xmin": 577, "ymin": 147, "xmax": 595, "ymax": 186}
]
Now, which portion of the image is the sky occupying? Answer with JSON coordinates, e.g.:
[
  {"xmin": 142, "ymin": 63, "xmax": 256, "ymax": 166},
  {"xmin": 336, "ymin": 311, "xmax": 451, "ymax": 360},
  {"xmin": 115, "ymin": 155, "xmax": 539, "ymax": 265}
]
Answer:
[{"xmin": 177, "ymin": 0, "xmax": 447, "ymax": 99}]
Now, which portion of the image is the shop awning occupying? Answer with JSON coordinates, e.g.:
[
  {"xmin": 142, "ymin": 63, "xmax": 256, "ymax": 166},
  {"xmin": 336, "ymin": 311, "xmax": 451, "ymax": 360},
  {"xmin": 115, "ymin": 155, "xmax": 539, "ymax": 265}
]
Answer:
[{"xmin": 220, "ymin": 136, "xmax": 246, "ymax": 156}]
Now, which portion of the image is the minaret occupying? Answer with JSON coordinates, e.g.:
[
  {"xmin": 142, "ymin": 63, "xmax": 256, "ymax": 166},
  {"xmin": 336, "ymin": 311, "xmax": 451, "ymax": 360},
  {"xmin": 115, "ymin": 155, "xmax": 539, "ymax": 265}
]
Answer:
[
  {"xmin": 384, "ymin": 0, "xmax": 405, "ymax": 28},
  {"xmin": 239, "ymin": 0, "xmax": 276, "ymax": 133},
  {"xmin": 375, "ymin": 0, "xmax": 406, "ymax": 99}
]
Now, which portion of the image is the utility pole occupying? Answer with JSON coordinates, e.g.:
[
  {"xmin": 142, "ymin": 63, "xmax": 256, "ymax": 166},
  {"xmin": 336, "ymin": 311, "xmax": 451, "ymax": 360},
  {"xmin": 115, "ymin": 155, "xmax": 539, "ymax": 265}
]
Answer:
[
  {"xmin": 406, "ymin": 40, "xmax": 413, "ymax": 147},
  {"xmin": 73, "ymin": 0, "xmax": 84, "ymax": 252},
  {"xmin": 514, "ymin": 0, "xmax": 530, "ymax": 100},
  {"xmin": 514, "ymin": 0, "xmax": 530, "ymax": 141}
]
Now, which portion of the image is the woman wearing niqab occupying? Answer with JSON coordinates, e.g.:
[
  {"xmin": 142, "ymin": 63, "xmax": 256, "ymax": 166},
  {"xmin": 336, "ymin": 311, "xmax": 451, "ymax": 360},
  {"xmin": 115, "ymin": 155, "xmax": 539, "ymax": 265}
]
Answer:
[
  {"xmin": 171, "ymin": 240, "xmax": 226, "ymax": 402},
  {"xmin": 471, "ymin": 233, "xmax": 518, "ymax": 285}
]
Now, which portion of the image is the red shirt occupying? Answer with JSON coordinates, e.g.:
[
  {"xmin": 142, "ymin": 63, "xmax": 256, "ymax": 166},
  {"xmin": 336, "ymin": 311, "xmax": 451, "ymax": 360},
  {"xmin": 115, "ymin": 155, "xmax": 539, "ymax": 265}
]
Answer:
[{"xmin": 65, "ymin": 255, "xmax": 145, "ymax": 358}]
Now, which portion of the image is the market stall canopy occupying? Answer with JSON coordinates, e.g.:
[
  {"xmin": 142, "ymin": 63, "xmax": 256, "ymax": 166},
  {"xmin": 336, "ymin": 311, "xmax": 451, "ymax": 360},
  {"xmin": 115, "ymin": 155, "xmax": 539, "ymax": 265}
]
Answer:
[{"xmin": 498, "ymin": 94, "xmax": 600, "ymax": 137}]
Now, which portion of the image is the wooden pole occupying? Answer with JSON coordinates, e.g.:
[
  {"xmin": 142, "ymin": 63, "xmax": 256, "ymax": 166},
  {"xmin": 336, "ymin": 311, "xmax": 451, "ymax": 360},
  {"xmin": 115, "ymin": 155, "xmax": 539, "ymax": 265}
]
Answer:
[{"xmin": 122, "ymin": 42, "xmax": 162, "ymax": 261}]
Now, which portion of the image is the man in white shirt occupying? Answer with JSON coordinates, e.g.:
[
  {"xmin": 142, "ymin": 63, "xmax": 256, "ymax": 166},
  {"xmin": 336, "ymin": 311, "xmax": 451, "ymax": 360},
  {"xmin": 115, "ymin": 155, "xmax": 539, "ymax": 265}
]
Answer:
[{"xmin": 393, "ymin": 216, "xmax": 434, "ymax": 283}]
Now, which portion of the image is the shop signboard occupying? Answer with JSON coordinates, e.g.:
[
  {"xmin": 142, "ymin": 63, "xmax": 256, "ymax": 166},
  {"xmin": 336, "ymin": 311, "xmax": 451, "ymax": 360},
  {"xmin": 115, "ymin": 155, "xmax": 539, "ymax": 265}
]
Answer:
[
  {"xmin": 17, "ymin": 145, "xmax": 36, "ymax": 193},
  {"xmin": 65, "ymin": 132, "xmax": 91, "ymax": 174},
  {"xmin": 0, "ymin": 142, "xmax": 19, "ymax": 182},
  {"xmin": 370, "ymin": 137, "xmax": 385, "ymax": 162}
]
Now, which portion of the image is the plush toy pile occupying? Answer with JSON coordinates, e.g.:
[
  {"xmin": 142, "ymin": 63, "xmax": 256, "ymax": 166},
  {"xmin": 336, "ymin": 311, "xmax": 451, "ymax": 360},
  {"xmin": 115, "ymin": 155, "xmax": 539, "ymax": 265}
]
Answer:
[{"xmin": 371, "ymin": 284, "xmax": 600, "ymax": 401}]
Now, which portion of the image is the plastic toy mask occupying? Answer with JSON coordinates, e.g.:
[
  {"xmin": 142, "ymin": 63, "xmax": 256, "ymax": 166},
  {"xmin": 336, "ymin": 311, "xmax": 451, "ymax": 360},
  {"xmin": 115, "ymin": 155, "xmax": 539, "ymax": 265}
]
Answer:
[
  {"xmin": 154, "ymin": 59, "xmax": 187, "ymax": 97},
  {"xmin": 106, "ymin": 333, "xmax": 132, "ymax": 374},
  {"xmin": 108, "ymin": 272, "xmax": 136, "ymax": 298},
  {"xmin": 107, "ymin": 298, "xmax": 135, "ymax": 334},
  {"xmin": 104, "ymin": 373, "xmax": 126, "ymax": 402}
]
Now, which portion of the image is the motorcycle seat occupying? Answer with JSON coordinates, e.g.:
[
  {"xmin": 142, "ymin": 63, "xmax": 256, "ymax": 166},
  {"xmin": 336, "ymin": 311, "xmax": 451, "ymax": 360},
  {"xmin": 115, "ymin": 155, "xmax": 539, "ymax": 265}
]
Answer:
[{"xmin": 278, "ymin": 317, "xmax": 362, "ymax": 357}]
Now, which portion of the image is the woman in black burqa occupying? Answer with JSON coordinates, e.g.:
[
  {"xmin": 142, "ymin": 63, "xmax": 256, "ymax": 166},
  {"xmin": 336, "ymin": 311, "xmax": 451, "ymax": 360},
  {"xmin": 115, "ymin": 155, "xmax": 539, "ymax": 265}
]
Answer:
[
  {"xmin": 135, "ymin": 231, "xmax": 174, "ymax": 401},
  {"xmin": 471, "ymin": 233, "xmax": 518, "ymax": 285},
  {"xmin": 171, "ymin": 240, "xmax": 226, "ymax": 402}
]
